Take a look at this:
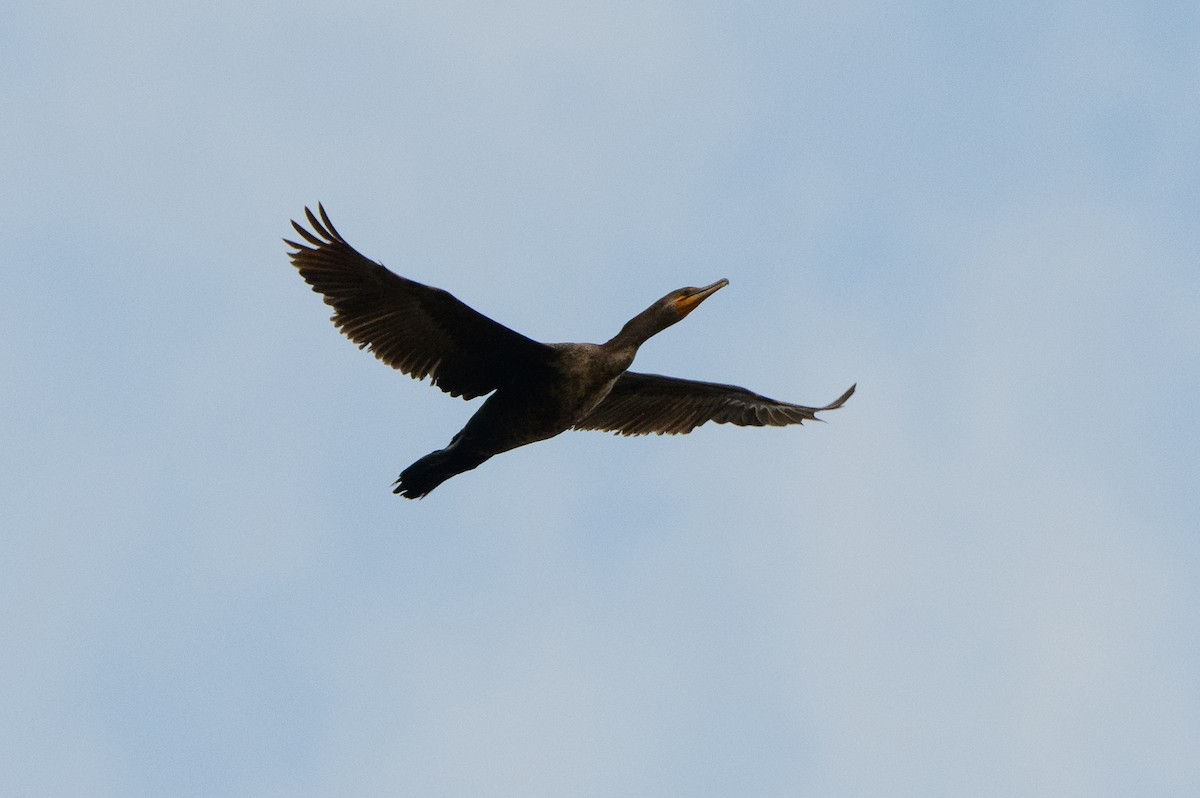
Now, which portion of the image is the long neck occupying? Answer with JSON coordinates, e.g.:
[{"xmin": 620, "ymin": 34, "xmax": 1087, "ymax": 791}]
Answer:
[{"xmin": 604, "ymin": 303, "xmax": 675, "ymax": 356}]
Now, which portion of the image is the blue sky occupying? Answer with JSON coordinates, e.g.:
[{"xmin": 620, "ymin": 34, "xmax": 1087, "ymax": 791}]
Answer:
[{"xmin": 4, "ymin": 1, "xmax": 1199, "ymax": 795}]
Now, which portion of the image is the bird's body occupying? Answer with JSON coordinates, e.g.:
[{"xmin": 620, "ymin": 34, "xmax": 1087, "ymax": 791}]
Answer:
[
  {"xmin": 286, "ymin": 205, "xmax": 854, "ymax": 498},
  {"xmin": 396, "ymin": 342, "xmax": 630, "ymax": 497}
]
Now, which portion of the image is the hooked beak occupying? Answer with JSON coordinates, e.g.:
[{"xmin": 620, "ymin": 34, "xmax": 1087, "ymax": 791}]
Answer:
[{"xmin": 674, "ymin": 278, "xmax": 729, "ymax": 317}]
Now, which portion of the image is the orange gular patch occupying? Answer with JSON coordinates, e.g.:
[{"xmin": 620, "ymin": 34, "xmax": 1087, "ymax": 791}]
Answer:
[{"xmin": 673, "ymin": 278, "xmax": 729, "ymax": 316}]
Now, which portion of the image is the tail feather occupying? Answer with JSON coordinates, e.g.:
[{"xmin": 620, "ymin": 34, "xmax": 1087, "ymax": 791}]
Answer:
[{"xmin": 393, "ymin": 445, "xmax": 490, "ymax": 499}]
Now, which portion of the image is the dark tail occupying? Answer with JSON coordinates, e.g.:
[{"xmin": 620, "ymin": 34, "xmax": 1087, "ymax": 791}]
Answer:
[{"xmin": 393, "ymin": 445, "xmax": 491, "ymax": 499}]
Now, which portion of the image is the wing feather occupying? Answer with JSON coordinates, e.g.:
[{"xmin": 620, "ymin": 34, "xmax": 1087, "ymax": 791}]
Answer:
[
  {"xmin": 286, "ymin": 205, "xmax": 552, "ymax": 399},
  {"xmin": 575, "ymin": 373, "xmax": 855, "ymax": 436}
]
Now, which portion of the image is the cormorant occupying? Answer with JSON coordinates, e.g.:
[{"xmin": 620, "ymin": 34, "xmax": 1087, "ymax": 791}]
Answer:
[{"xmin": 286, "ymin": 205, "xmax": 855, "ymax": 498}]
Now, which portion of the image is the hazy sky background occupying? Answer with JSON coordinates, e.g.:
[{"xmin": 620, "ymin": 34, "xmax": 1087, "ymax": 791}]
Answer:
[{"xmin": 4, "ymin": 1, "xmax": 1199, "ymax": 795}]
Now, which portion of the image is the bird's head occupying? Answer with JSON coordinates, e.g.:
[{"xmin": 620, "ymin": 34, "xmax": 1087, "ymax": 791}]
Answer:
[
  {"xmin": 608, "ymin": 278, "xmax": 730, "ymax": 351},
  {"xmin": 666, "ymin": 278, "xmax": 729, "ymax": 321}
]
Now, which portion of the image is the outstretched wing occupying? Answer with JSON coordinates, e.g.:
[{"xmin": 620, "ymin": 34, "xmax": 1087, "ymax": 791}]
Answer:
[
  {"xmin": 286, "ymin": 205, "xmax": 552, "ymax": 399},
  {"xmin": 574, "ymin": 373, "xmax": 855, "ymax": 436}
]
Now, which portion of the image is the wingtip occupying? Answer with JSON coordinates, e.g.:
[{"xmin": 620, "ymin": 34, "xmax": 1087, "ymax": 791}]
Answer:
[
  {"xmin": 288, "ymin": 216, "xmax": 324, "ymax": 247},
  {"xmin": 823, "ymin": 383, "xmax": 856, "ymax": 411},
  {"xmin": 317, "ymin": 202, "xmax": 343, "ymax": 240},
  {"xmin": 287, "ymin": 203, "xmax": 343, "ymax": 248},
  {"xmin": 303, "ymin": 204, "xmax": 323, "ymax": 234}
]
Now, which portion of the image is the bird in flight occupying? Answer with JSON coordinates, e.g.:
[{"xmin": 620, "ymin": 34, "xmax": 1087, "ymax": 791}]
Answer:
[{"xmin": 286, "ymin": 205, "xmax": 855, "ymax": 498}]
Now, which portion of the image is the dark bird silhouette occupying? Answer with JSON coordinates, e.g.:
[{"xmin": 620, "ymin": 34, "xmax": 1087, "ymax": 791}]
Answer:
[{"xmin": 286, "ymin": 205, "xmax": 855, "ymax": 498}]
